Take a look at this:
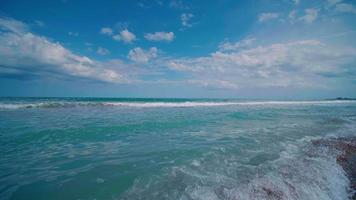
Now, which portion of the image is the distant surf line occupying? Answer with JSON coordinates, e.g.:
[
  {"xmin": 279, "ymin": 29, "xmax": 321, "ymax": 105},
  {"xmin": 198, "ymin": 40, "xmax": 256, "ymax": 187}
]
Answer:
[{"xmin": 0, "ymin": 100, "xmax": 356, "ymax": 109}]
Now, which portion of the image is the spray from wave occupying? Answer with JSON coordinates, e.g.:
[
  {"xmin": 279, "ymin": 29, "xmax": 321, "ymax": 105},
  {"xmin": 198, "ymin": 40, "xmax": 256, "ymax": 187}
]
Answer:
[
  {"xmin": 122, "ymin": 119, "xmax": 356, "ymax": 200},
  {"xmin": 121, "ymin": 135, "xmax": 354, "ymax": 200}
]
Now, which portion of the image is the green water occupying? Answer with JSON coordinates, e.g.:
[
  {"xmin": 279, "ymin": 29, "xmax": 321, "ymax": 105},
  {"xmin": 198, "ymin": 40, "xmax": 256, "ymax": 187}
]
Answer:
[{"xmin": 0, "ymin": 98, "xmax": 355, "ymax": 199}]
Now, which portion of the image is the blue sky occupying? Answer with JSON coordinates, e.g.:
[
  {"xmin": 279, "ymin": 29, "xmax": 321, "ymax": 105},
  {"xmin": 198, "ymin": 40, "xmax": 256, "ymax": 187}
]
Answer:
[{"xmin": 0, "ymin": 0, "xmax": 356, "ymax": 99}]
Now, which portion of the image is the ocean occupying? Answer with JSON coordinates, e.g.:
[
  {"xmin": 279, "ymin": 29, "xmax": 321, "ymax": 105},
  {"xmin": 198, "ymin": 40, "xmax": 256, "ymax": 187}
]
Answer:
[{"xmin": 0, "ymin": 97, "xmax": 355, "ymax": 200}]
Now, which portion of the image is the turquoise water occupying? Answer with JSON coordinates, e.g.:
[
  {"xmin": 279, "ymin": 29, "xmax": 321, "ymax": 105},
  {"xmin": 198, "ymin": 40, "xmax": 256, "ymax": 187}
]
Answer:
[{"xmin": 0, "ymin": 98, "xmax": 355, "ymax": 200}]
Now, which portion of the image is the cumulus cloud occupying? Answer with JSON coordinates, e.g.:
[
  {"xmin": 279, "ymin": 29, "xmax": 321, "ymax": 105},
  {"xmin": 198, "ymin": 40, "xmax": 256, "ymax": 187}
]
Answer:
[
  {"xmin": 128, "ymin": 47, "xmax": 158, "ymax": 63},
  {"xmin": 113, "ymin": 29, "xmax": 136, "ymax": 43},
  {"xmin": 258, "ymin": 12, "xmax": 279, "ymax": 22},
  {"xmin": 1, "ymin": 14, "xmax": 356, "ymax": 93},
  {"xmin": 181, "ymin": 13, "xmax": 194, "ymax": 27},
  {"xmin": 167, "ymin": 39, "xmax": 356, "ymax": 89},
  {"xmin": 0, "ymin": 17, "xmax": 124, "ymax": 83},
  {"xmin": 100, "ymin": 27, "xmax": 113, "ymax": 36},
  {"xmin": 300, "ymin": 8, "xmax": 318, "ymax": 23},
  {"xmin": 334, "ymin": 3, "xmax": 356, "ymax": 14},
  {"xmin": 144, "ymin": 32, "xmax": 174, "ymax": 42},
  {"xmin": 97, "ymin": 47, "xmax": 110, "ymax": 55}
]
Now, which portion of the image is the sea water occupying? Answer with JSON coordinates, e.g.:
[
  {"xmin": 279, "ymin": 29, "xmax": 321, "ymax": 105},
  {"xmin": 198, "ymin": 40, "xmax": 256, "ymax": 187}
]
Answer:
[{"xmin": 0, "ymin": 98, "xmax": 355, "ymax": 200}]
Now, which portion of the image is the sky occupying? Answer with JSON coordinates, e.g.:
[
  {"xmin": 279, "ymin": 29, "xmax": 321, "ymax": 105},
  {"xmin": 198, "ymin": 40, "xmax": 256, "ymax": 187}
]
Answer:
[{"xmin": 0, "ymin": 0, "xmax": 356, "ymax": 99}]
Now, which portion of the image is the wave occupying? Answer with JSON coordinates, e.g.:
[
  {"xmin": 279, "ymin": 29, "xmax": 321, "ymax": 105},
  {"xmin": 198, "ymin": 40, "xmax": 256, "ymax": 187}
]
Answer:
[
  {"xmin": 122, "ymin": 119, "xmax": 356, "ymax": 199},
  {"xmin": 121, "ymin": 135, "xmax": 354, "ymax": 200},
  {"xmin": 105, "ymin": 100, "xmax": 356, "ymax": 107},
  {"xmin": 0, "ymin": 100, "xmax": 355, "ymax": 109},
  {"xmin": 0, "ymin": 102, "xmax": 97, "ymax": 109}
]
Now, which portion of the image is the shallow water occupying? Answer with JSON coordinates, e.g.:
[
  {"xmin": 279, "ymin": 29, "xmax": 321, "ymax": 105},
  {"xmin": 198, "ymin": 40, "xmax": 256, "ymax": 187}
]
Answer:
[{"xmin": 0, "ymin": 98, "xmax": 355, "ymax": 200}]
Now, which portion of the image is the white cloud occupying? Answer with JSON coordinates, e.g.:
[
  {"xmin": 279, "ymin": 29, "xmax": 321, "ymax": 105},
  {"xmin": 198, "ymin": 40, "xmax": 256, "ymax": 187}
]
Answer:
[
  {"xmin": 300, "ymin": 8, "xmax": 318, "ymax": 23},
  {"xmin": 128, "ymin": 47, "xmax": 158, "ymax": 63},
  {"xmin": 181, "ymin": 13, "xmax": 194, "ymax": 27},
  {"xmin": 0, "ymin": 17, "xmax": 27, "ymax": 34},
  {"xmin": 0, "ymin": 17, "xmax": 124, "ymax": 83},
  {"xmin": 167, "ymin": 39, "xmax": 356, "ymax": 89},
  {"xmin": 144, "ymin": 32, "xmax": 175, "ymax": 42},
  {"xmin": 258, "ymin": 12, "xmax": 279, "ymax": 22},
  {"xmin": 218, "ymin": 38, "xmax": 256, "ymax": 52},
  {"xmin": 113, "ymin": 29, "xmax": 136, "ymax": 43},
  {"xmin": 1, "ymin": 16, "xmax": 356, "ymax": 93},
  {"xmin": 186, "ymin": 79, "xmax": 239, "ymax": 90},
  {"xmin": 334, "ymin": 3, "xmax": 356, "ymax": 14},
  {"xmin": 97, "ymin": 47, "xmax": 110, "ymax": 55},
  {"xmin": 100, "ymin": 27, "xmax": 113, "ymax": 36}
]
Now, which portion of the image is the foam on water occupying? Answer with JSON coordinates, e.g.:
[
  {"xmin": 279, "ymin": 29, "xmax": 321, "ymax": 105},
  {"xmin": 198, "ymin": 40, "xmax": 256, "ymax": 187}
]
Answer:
[
  {"xmin": 122, "ymin": 135, "xmax": 351, "ymax": 200},
  {"xmin": 0, "ymin": 100, "xmax": 355, "ymax": 109},
  {"xmin": 1, "ymin": 98, "xmax": 355, "ymax": 200}
]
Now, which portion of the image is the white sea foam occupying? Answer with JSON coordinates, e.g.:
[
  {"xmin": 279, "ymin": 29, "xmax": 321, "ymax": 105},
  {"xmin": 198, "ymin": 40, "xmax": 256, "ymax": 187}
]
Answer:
[
  {"xmin": 105, "ymin": 100, "xmax": 356, "ymax": 107},
  {"xmin": 0, "ymin": 100, "xmax": 355, "ymax": 109},
  {"xmin": 102, "ymin": 102, "xmax": 239, "ymax": 107},
  {"xmin": 0, "ymin": 103, "xmax": 37, "ymax": 109},
  {"xmin": 123, "ymin": 133, "xmax": 354, "ymax": 200}
]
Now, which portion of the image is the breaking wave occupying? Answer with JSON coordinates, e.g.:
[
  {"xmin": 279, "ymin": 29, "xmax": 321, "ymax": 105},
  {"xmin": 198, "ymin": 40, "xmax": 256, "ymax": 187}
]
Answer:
[
  {"xmin": 122, "ymin": 135, "xmax": 354, "ymax": 200},
  {"xmin": 0, "ymin": 100, "xmax": 355, "ymax": 109},
  {"xmin": 120, "ymin": 118, "xmax": 356, "ymax": 200}
]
